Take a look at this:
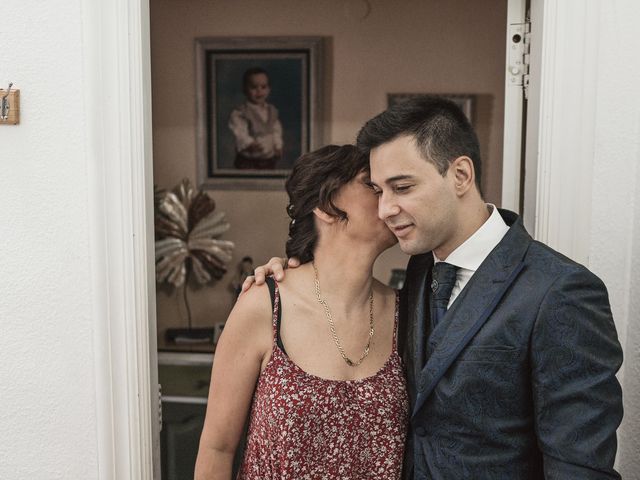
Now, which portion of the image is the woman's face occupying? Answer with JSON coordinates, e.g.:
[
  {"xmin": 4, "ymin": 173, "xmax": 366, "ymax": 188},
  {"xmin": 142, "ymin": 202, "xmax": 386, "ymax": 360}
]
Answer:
[{"xmin": 330, "ymin": 170, "xmax": 397, "ymax": 251}]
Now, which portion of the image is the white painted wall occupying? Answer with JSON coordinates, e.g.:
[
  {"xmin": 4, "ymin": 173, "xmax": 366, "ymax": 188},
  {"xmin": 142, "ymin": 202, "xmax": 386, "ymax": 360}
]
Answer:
[
  {"xmin": 0, "ymin": 1, "xmax": 98, "ymax": 479},
  {"xmin": 589, "ymin": 1, "xmax": 640, "ymax": 475},
  {"xmin": 0, "ymin": 1, "xmax": 157, "ymax": 479},
  {"xmin": 528, "ymin": 0, "xmax": 640, "ymax": 475}
]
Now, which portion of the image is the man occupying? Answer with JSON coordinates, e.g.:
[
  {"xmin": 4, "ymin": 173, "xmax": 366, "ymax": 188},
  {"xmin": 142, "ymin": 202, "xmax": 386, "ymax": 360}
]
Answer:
[{"xmin": 251, "ymin": 96, "xmax": 623, "ymax": 479}]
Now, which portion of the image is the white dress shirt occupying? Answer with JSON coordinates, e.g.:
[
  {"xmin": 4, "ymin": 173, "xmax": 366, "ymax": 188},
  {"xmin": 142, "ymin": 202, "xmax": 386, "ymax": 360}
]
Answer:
[{"xmin": 433, "ymin": 204, "xmax": 510, "ymax": 308}]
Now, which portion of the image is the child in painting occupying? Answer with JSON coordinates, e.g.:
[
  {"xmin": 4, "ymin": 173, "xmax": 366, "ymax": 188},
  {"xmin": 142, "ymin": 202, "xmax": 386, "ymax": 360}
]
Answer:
[{"xmin": 228, "ymin": 67, "xmax": 284, "ymax": 169}]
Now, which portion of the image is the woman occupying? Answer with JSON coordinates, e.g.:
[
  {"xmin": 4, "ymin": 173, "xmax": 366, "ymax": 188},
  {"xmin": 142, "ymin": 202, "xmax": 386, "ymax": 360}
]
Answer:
[{"xmin": 194, "ymin": 145, "xmax": 408, "ymax": 479}]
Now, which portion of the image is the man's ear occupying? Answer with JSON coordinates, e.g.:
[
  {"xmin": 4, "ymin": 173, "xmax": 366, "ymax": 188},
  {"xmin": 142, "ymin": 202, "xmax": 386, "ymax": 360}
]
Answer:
[
  {"xmin": 313, "ymin": 207, "xmax": 336, "ymax": 224},
  {"xmin": 450, "ymin": 156, "xmax": 475, "ymax": 196}
]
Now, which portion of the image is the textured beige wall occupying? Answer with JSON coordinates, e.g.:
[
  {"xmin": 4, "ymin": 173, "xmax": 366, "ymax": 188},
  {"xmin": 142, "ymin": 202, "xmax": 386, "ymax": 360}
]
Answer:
[{"xmin": 150, "ymin": 0, "xmax": 507, "ymax": 337}]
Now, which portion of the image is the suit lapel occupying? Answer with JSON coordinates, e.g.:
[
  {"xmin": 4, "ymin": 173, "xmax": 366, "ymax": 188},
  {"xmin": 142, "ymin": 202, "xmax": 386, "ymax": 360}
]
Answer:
[
  {"xmin": 412, "ymin": 212, "xmax": 531, "ymax": 417},
  {"xmin": 402, "ymin": 253, "xmax": 433, "ymax": 407},
  {"xmin": 411, "ymin": 255, "xmax": 433, "ymax": 373}
]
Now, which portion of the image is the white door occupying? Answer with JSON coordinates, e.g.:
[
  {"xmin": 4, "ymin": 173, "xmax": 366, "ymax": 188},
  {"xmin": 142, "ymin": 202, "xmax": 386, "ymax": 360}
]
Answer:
[{"xmin": 501, "ymin": 0, "xmax": 529, "ymax": 218}]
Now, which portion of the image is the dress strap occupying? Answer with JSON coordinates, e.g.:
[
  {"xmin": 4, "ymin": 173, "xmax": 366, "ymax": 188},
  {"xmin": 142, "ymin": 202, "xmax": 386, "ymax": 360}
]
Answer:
[
  {"xmin": 265, "ymin": 276, "xmax": 287, "ymax": 354},
  {"xmin": 392, "ymin": 290, "xmax": 400, "ymax": 352}
]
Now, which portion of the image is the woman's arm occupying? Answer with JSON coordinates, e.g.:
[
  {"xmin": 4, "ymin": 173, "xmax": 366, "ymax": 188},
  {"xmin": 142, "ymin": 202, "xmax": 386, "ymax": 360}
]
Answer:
[{"xmin": 194, "ymin": 285, "xmax": 273, "ymax": 480}]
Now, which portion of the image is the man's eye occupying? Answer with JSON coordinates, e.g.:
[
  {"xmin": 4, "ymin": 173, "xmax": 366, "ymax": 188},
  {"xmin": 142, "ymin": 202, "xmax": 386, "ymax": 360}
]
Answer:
[{"xmin": 394, "ymin": 185, "xmax": 412, "ymax": 193}]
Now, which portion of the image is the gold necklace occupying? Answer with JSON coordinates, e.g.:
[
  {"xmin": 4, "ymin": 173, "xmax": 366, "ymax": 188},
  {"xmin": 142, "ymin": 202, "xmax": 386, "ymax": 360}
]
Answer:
[{"xmin": 312, "ymin": 261, "xmax": 374, "ymax": 367}]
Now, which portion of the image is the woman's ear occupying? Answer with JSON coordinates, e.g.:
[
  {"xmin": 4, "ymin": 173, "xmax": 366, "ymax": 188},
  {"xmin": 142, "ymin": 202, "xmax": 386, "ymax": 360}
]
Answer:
[
  {"xmin": 313, "ymin": 207, "xmax": 336, "ymax": 225},
  {"xmin": 450, "ymin": 156, "xmax": 475, "ymax": 196}
]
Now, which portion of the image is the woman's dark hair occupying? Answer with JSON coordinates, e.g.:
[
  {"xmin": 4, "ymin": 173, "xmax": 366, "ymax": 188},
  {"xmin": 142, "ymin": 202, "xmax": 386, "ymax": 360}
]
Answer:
[{"xmin": 285, "ymin": 145, "xmax": 369, "ymax": 264}]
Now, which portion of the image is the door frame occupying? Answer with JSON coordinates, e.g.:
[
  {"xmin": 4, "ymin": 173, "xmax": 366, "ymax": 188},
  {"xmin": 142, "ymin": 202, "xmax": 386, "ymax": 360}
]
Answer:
[
  {"xmin": 503, "ymin": 0, "xmax": 599, "ymax": 266},
  {"xmin": 523, "ymin": 0, "xmax": 600, "ymax": 265},
  {"xmin": 88, "ymin": 0, "xmax": 603, "ymax": 477},
  {"xmin": 501, "ymin": 0, "xmax": 528, "ymax": 214},
  {"xmin": 83, "ymin": 0, "xmax": 160, "ymax": 478}
]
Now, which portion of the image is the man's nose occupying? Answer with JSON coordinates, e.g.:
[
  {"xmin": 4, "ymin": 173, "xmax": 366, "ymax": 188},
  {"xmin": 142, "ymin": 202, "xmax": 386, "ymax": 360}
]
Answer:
[{"xmin": 378, "ymin": 193, "xmax": 400, "ymax": 221}]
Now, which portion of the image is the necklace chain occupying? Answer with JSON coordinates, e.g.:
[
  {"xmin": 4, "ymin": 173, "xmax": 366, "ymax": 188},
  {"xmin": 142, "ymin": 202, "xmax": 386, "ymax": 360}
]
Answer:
[{"xmin": 312, "ymin": 261, "xmax": 374, "ymax": 367}]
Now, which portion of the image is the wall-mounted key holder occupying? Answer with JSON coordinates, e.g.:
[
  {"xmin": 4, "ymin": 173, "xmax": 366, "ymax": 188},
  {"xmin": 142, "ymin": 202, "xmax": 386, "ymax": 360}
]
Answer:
[{"xmin": 0, "ymin": 83, "xmax": 20, "ymax": 125}]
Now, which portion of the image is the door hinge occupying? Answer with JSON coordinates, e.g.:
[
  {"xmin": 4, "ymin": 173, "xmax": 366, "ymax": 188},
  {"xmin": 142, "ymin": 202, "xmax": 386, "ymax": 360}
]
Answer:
[
  {"xmin": 158, "ymin": 383, "xmax": 163, "ymax": 432},
  {"xmin": 507, "ymin": 19, "xmax": 531, "ymax": 100}
]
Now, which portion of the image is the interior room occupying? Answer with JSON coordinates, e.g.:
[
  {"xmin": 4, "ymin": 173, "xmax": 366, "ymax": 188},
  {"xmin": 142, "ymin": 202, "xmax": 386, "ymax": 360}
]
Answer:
[
  {"xmin": 151, "ymin": 0, "xmax": 507, "ymax": 344},
  {"xmin": 150, "ymin": 0, "xmax": 508, "ymax": 477}
]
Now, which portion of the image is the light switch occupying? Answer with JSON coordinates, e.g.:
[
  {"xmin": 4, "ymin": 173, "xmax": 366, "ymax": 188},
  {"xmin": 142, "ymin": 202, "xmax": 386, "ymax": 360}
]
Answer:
[{"xmin": 0, "ymin": 88, "xmax": 20, "ymax": 125}]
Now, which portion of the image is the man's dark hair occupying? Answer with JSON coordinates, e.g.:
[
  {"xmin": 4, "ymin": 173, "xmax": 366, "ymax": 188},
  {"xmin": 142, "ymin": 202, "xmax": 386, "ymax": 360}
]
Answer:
[
  {"xmin": 242, "ymin": 67, "xmax": 269, "ymax": 92},
  {"xmin": 356, "ymin": 95, "xmax": 482, "ymax": 191},
  {"xmin": 285, "ymin": 145, "xmax": 369, "ymax": 264}
]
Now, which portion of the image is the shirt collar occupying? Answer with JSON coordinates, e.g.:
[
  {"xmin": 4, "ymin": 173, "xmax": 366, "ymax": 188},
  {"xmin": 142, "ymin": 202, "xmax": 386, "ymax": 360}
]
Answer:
[{"xmin": 433, "ymin": 204, "xmax": 509, "ymax": 272}]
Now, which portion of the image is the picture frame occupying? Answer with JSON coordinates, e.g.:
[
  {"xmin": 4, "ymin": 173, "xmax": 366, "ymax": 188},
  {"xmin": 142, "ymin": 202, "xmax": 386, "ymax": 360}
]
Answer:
[
  {"xmin": 387, "ymin": 93, "xmax": 475, "ymax": 124},
  {"xmin": 196, "ymin": 36, "xmax": 325, "ymax": 190}
]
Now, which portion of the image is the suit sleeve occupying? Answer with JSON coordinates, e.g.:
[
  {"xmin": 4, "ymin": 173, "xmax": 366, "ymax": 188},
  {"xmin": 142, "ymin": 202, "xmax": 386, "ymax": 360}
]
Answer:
[{"xmin": 531, "ymin": 267, "xmax": 623, "ymax": 479}]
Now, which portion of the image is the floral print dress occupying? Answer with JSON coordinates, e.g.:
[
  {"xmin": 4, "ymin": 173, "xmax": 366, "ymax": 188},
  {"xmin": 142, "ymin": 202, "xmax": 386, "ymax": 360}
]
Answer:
[{"xmin": 237, "ymin": 279, "xmax": 409, "ymax": 479}]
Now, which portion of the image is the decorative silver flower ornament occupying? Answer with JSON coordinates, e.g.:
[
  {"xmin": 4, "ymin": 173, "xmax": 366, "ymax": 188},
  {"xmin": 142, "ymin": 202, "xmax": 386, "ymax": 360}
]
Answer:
[{"xmin": 155, "ymin": 179, "xmax": 234, "ymax": 288}]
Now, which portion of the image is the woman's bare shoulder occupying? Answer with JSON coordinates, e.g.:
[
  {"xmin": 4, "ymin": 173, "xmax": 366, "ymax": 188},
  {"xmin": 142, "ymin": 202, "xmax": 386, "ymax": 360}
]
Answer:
[
  {"xmin": 234, "ymin": 281, "xmax": 272, "ymax": 314},
  {"xmin": 270, "ymin": 266, "xmax": 308, "ymax": 297},
  {"xmin": 225, "ymin": 282, "xmax": 273, "ymax": 345}
]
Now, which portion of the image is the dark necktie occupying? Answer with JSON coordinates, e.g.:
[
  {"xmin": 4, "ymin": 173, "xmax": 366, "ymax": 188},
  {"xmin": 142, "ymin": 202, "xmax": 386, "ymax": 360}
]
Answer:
[{"xmin": 430, "ymin": 262, "xmax": 459, "ymax": 329}]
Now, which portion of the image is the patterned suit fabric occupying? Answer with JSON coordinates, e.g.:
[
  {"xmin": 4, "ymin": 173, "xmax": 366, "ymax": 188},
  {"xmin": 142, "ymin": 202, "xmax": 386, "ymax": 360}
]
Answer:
[{"xmin": 400, "ymin": 209, "xmax": 623, "ymax": 480}]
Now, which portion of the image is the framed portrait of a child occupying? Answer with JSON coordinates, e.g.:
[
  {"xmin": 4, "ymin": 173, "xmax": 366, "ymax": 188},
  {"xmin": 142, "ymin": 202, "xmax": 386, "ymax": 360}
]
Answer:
[{"xmin": 196, "ymin": 36, "xmax": 325, "ymax": 190}]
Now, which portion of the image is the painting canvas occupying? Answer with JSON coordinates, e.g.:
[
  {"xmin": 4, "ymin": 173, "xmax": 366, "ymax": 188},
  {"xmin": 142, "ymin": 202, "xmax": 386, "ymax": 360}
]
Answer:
[{"xmin": 196, "ymin": 37, "xmax": 324, "ymax": 190}]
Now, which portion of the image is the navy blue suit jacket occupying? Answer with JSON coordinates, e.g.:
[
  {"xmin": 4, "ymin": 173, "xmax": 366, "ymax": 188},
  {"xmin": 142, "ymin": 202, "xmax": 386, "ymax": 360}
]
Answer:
[{"xmin": 400, "ymin": 209, "xmax": 623, "ymax": 479}]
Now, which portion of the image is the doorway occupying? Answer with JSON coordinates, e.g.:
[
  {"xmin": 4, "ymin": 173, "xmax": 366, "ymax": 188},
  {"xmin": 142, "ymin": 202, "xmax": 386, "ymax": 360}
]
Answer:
[{"xmin": 148, "ymin": 1, "xmax": 514, "ymax": 478}]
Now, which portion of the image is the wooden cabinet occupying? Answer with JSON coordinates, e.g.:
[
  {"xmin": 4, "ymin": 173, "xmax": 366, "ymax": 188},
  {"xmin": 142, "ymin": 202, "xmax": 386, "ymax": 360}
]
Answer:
[{"xmin": 159, "ymin": 351, "xmax": 213, "ymax": 480}]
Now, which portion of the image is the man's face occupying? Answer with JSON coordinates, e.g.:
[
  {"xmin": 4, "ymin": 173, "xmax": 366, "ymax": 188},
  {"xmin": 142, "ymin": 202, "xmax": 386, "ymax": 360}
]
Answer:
[{"xmin": 369, "ymin": 135, "xmax": 459, "ymax": 257}]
